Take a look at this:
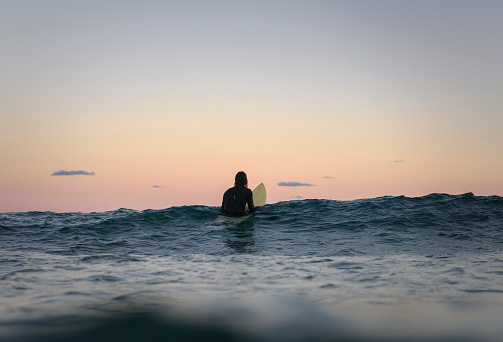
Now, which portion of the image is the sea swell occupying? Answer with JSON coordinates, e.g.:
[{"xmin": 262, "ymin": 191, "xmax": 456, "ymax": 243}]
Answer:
[
  {"xmin": 1, "ymin": 193, "xmax": 503, "ymax": 341},
  {"xmin": 1, "ymin": 193, "xmax": 503, "ymax": 257}
]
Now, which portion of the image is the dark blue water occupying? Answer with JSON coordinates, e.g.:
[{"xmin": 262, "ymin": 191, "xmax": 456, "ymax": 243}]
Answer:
[{"xmin": 1, "ymin": 193, "xmax": 503, "ymax": 341}]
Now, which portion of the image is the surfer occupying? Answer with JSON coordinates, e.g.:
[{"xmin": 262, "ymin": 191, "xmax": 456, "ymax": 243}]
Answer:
[{"xmin": 222, "ymin": 171, "xmax": 256, "ymax": 216}]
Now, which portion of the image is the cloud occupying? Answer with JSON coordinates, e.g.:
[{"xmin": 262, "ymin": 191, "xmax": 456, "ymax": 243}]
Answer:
[
  {"xmin": 322, "ymin": 176, "xmax": 335, "ymax": 179},
  {"xmin": 51, "ymin": 170, "xmax": 95, "ymax": 176},
  {"xmin": 152, "ymin": 185, "xmax": 163, "ymax": 189},
  {"xmin": 277, "ymin": 181, "xmax": 315, "ymax": 187},
  {"xmin": 292, "ymin": 196, "xmax": 304, "ymax": 199},
  {"xmin": 393, "ymin": 160, "xmax": 405, "ymax": 163}
]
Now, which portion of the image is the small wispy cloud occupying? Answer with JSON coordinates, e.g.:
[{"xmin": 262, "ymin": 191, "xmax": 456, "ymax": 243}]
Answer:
[
  {"xmin": 393, "ymin": 160, "xmax": 405, "ymax": 163},
  {"xmin": 292, "ymin": 196, "xmax": 304, "ymax": 199},
  {"xmin": 152, "ymin": 185, "xmax": 163, "ymax": 189},
  {"xmin": 277, "ymin": 181, "xmax": 315, "ymax": 187},
  {"xmin": 322, "ymin": 176, "xmax": 335, "ymax": 179},
  {"xmin": 52, "ymin": 170, "xmax": 95, "ymax": 176}
]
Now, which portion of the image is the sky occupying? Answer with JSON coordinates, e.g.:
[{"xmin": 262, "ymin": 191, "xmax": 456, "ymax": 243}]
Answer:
[{"xmin": 1, "ymin": 0, "xmax": 502, "ymax": 212}]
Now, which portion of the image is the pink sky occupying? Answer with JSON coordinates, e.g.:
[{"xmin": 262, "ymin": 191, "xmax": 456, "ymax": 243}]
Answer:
[{"xmin": 1, "ymin": 1, "xmax": 502, "ymax": 212}]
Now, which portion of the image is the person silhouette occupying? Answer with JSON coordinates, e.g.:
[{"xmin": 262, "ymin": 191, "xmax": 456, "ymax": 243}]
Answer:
[{"xmin": 221, "ymin": 171, "xmax": 256, "ymax": 217}]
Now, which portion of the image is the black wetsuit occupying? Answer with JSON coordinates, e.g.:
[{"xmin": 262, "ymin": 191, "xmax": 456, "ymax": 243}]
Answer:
[{"xmin": 222, "ymin": 187, "xmax": 256, "ymax": 216}]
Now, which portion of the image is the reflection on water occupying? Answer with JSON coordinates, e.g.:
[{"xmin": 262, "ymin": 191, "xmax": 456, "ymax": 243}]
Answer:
[{"xmin": 225, "ymin": 221, "xmax": 256, "ymax": 253}]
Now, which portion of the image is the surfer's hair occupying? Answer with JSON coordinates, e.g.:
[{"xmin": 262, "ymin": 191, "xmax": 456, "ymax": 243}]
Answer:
[{"xmin": 234, "ymin": 171, "xmax": 248, "ymax": 191}]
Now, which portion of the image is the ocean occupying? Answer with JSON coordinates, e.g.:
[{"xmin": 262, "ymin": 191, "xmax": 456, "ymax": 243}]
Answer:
[{"xmin": 1, "ymin": 193, "xmax": 503, "ymax": 341}]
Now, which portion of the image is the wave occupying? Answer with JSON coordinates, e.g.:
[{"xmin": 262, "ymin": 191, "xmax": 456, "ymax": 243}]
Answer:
[
  {"xmin": 2, "ymin": 193, "xmax": 502, "ymax": 259},
  {"xmin": 3, "ymin": 194, "xmax": 503, "ymax": 342},
  {"xmin": 2, "ymin": 193, "xmax": 502, "ymax": 232}
]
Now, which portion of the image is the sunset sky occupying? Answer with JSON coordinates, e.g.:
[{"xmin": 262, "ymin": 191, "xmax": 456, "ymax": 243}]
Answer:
[{"xmin": 1, "ymin": 0, "xmax": 502, "ymax": 212}]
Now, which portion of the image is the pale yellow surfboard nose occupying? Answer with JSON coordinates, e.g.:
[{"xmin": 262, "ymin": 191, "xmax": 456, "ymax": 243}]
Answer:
[{"xmin": 252, "ymin": 183, "xmax": 267, "ymax": 207}]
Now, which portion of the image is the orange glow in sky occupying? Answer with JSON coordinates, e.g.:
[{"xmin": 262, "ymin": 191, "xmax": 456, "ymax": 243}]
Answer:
[{"xmin": 1, "ymin": 1, "xmax": 502, "ymax": 212}]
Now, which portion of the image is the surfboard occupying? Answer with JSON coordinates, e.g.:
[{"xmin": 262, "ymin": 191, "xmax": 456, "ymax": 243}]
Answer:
[
  {"xmin": 252, "ymin": 182, "xmax": 267, "ymax": 207},
  {"xmin": 211, "ymin": 183, "xmax": 266, "ymax": 227}
]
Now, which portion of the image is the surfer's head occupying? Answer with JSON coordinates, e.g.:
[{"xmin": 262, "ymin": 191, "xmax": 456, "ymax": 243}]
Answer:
[{"xmin": 234, "ymin": 171, "xmax": 248, "ymax": 189}]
